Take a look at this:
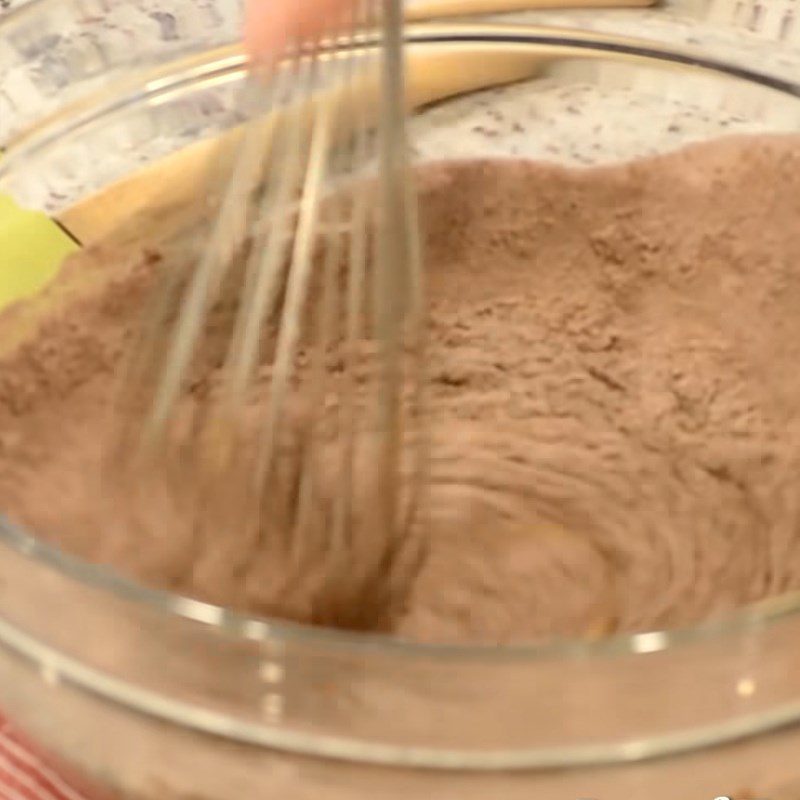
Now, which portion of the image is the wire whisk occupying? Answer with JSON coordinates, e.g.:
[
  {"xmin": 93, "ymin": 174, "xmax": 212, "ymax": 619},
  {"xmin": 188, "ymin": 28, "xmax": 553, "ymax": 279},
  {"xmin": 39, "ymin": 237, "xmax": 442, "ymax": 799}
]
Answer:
[{"xmin": 115, "ymin": 0, "xmax": 427, "ymax": 629}]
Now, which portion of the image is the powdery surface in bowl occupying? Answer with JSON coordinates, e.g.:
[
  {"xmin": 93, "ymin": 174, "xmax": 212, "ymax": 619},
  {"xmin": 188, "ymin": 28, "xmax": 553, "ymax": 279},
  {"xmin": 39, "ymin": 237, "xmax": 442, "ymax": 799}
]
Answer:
[{"xmin": 3, "ymin": 134, "xmax": 800, "ymax": 645}]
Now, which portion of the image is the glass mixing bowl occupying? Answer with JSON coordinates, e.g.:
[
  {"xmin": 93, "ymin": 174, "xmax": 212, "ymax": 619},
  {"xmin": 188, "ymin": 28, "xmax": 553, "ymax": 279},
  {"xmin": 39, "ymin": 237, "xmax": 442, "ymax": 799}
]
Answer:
[{"xmin": 4, "ymin": 2, "xmax": 800, "ymax": 798}]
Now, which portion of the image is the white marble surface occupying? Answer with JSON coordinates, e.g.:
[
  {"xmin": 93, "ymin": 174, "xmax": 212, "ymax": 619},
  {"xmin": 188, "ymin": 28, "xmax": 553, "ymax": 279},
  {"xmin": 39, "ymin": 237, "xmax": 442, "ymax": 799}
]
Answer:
[{"xmin": 2, "ymin": 0, "xmax": 800, "ymax": 212}]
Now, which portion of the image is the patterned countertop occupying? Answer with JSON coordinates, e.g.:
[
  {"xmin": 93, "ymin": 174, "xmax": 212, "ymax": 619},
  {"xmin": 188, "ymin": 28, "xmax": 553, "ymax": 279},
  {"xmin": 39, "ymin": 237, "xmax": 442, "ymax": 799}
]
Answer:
[{"xmin": 2, "ymin": 0, "xmax": 800, "ymax": 211}]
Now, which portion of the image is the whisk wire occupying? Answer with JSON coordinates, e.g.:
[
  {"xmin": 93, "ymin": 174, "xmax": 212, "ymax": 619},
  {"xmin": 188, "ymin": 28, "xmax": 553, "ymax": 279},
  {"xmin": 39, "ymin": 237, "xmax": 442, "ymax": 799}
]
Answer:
[
  {"xmin": 138, "ymin": 64, "xmax": 293, "ymax": 452},
  {"xmin": 256, "ymin": 76, "xmax": 336, "ymax": 488},
  {"xmin": 124, "ymin": 0, "xmax": 426, "ymax": 627},
  {"xmin": 221, "ymin": 52, "xmax": 319, "ymax": 428}
]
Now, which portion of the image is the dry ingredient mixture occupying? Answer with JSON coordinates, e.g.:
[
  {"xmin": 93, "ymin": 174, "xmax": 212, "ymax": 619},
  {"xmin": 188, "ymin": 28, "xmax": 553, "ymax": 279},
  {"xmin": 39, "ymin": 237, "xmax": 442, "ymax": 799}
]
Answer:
[{"xmin": 2, "ymin": 133, "xmax": 800, "ymax": 645}]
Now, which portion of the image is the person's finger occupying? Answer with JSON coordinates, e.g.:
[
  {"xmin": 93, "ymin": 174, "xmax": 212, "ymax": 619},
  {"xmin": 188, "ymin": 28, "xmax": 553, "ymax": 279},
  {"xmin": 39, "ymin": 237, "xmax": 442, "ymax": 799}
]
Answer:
[{"xmin": 244, "ymin": 0, "xmax": 357, "ymax": 62}]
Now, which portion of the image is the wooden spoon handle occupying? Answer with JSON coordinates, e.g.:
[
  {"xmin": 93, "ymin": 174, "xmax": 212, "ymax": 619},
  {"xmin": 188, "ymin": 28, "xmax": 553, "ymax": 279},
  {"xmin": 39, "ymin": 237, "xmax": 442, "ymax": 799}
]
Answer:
[{"xmin": 406, "ymin": 0, "xmax": 656, "ymax": 20}]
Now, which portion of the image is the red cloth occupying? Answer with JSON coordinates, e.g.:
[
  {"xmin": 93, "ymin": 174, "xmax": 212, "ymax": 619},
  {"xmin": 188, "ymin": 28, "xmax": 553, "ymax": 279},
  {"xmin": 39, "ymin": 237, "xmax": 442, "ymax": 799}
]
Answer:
[{"xmin": 0, "ymin": 714, "xmax": 95, "ymax": 800}]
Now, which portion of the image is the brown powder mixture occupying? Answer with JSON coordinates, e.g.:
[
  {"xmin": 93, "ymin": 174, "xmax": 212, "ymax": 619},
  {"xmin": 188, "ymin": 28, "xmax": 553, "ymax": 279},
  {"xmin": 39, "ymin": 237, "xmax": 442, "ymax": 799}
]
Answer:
[{"xmin": 3, "ymin": 133, "xmax": 800, "ymax": 645}]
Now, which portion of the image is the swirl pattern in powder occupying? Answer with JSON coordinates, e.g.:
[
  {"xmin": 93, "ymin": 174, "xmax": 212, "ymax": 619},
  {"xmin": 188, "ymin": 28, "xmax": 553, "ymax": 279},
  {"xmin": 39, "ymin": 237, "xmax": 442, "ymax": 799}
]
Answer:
[{"xmin": 2, "ymin": 134, "xmax": 800, "ymax": 644}]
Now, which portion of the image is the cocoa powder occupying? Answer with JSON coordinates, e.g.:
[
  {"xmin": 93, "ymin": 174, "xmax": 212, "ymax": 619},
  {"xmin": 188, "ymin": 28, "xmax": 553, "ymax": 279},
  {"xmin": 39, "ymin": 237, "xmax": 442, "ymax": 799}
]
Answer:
[{"xmin": 3, "ymin": 133, "xmax": 800, "ymax": 644}]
